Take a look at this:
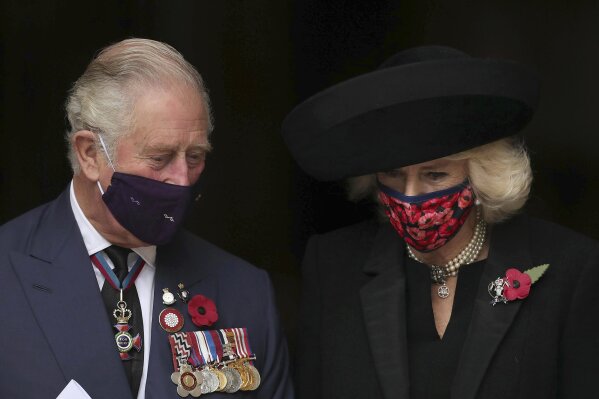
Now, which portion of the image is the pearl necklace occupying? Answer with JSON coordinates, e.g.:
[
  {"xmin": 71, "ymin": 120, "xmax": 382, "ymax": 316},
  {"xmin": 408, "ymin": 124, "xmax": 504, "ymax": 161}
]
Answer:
[{"xmin": 406, "ymin": 207, "xmax": 487, "ymax": 298}]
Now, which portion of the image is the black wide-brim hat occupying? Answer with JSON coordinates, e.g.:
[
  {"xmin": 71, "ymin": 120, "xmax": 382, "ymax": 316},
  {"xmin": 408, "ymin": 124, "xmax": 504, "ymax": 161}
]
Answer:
[{"xmin": 281, "ymin": 46, "xmax": 539, "ymax": 181}]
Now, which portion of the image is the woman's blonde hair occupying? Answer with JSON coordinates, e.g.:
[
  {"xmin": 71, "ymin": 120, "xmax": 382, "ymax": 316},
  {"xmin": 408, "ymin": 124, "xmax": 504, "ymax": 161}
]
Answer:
[{"xmin": 347, "ymin": 137, "xmax": 532, "ymax": 224}]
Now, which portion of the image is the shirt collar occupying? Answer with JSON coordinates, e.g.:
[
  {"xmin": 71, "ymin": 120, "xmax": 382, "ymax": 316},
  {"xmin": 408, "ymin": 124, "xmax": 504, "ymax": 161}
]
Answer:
[{"xmin": 69, "ymin": 180, "xmax": 157, "ymax": 267}]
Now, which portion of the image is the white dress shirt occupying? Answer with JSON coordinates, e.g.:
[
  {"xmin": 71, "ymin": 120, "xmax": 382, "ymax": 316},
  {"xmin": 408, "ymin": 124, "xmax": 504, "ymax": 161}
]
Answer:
[{"xmin": 69, "ymin": 181, "xmax": 155, "ymax": 399}]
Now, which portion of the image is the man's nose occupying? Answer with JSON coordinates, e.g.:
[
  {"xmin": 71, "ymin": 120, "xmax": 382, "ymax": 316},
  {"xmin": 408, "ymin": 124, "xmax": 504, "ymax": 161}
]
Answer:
[{"xmin": 164, "ymin": 157, "xmax": 191, "ymax": 186}]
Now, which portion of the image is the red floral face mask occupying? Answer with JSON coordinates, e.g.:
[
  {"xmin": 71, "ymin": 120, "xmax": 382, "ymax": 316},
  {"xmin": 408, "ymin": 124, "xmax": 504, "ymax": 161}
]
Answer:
[{"xmin": 378, "ymin": 180, "xmax": 475, "ymax": 252}]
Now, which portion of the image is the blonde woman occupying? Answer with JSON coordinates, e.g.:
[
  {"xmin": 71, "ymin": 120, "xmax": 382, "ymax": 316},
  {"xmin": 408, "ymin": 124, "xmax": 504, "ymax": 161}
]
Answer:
[{"xmin": 282, "ymin": 46, "xmax": 598, "ymax": 399}]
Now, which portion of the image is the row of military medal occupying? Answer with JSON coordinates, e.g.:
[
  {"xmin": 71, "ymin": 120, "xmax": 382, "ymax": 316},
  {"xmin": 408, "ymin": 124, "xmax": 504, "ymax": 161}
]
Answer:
[
  {"xmin": 160, "ymin": 284, "xmax": 260, "ymax": 397},
  {"xmin": 172, "ymin": 357, "xmax": 261, "ymax": 397},
  {"xmin": 168, "ymin": 329, "xmax": 261, "ymax": 397}
]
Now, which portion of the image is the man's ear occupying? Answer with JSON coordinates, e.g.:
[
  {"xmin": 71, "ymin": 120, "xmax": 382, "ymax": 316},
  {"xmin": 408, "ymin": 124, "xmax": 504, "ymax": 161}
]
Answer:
[{"xmin": 72, "ymin": 130, "xmax": 102, "ymax": 181}]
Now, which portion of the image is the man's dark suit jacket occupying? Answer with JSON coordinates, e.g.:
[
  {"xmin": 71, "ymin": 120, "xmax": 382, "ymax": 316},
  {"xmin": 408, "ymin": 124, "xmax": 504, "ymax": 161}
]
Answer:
[
  {"xmin": 0, "ymin": 190, "xmax": 293, "ymax": 398},
  {"xmin": 296, "ymin": 214, "xmax": 599, "ymax": 399}
]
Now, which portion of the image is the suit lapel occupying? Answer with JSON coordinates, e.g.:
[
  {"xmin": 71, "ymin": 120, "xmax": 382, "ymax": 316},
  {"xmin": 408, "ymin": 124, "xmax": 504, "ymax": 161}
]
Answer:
[
  {"xmin": 360, "ymin": 224, "xmax": 410, "ymax": 399},
  {"xmin": 452, "ymin": 216, "xmax": 532, "ymax": 399},
  {"xmin": 145, "ymin": 234, "xmax": 219, "ymax": 399},
  {"xmin": 10, "ymin": 190, "xmax": 132, "ymax": 398}
]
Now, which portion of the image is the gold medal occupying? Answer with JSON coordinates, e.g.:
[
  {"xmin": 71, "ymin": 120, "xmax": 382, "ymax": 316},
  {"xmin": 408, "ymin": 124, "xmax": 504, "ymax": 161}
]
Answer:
[
  {"xmin": 212, "ymin": 368, "xmax": 228, "ymax": 391},
  {"xmin": 235, "ymin": 362, "xmax": 251, "ymax": 390},
  {"xmin": 245, "ymin": 363, "xmax": 261, "ymax": 390}
]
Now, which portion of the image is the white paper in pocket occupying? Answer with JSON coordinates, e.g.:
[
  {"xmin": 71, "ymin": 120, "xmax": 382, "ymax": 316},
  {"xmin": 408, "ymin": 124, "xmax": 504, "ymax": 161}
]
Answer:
[{"xmin": 56, "ymin": 379, "xmax": 93, "ymax": 399}]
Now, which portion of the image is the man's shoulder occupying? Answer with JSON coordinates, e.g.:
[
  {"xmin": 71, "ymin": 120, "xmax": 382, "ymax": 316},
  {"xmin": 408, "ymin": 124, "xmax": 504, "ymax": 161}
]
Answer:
[
  {"xmin": 174, "ymin": 229, "xmax": 268, "ymax": 280},
  {"xmin": 0, "ymin": 200, "xmax": 57, "ymax": 252}
]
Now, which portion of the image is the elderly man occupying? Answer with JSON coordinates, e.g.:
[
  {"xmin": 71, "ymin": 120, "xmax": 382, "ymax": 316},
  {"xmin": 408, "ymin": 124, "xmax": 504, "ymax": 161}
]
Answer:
[{"xmin": 0, "ymin": 39, "xmax": 293, "ymax": 399}]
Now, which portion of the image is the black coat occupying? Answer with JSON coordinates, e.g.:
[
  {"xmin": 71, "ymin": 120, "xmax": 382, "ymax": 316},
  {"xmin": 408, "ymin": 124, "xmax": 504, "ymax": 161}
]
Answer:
[{"xmin": 296, "ymin": 214, "xmax": 599, "ymax": 399}]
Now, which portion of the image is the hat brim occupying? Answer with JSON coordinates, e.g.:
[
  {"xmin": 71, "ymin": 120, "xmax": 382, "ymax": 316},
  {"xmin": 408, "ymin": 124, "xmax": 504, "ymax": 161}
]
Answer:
[{"xmin": 282, "ymin": 58, "xmax": 539, "ymax": 181}]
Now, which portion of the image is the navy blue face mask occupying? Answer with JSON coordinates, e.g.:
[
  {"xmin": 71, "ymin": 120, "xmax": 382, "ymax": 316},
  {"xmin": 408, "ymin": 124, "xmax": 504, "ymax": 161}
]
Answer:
[{"xmin": 97, "ymin": 136, "xmax": 194, "ymax": 245}]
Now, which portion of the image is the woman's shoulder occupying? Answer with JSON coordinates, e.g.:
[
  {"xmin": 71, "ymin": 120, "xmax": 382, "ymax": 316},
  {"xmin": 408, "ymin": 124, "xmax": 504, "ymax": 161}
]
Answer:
[
  {"xmin": 496, "ymin": 214, "xmax": 599, "ymax": 277},
  {"xmin": 308, "ymin": 219, "xmax": 381, "ymax": 247},
  {"xmin": 302, "ymin": 219, "xmax": 384, "ymax": 270},
  {"xmin": 508, "ymin": 214, "xmax": 599, "ymax": 252}
]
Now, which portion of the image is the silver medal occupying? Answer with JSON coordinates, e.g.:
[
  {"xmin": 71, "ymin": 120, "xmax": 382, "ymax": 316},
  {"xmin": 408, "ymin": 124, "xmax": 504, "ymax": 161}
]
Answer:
[
  {"xmin": 222, "ymin": 366, "xmax": 242, "ymax": 393},
  {"xmin": 200, "ymin": 369, "xmax": 219, "ymax": 394},
  {"xmin": 162, "ymin": 288, "xmax": 176, "ymax": 305}
]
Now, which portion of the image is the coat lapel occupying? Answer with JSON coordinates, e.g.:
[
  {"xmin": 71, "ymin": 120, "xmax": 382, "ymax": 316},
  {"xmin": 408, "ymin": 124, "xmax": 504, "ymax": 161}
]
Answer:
[
  {"xmin": 452, "ymin": 216, "xmax": 532, "ymax": 399},
  {"xmin": 10, "ymin": 190, "xmax": 132, "ymax": 398},
  {"xmin": 145, "ymin": 234, "xmax": 219, "ymax": 399},
  {"xmin": 360, "ymin": 224, "xmax": 410, "ymax": 399}
]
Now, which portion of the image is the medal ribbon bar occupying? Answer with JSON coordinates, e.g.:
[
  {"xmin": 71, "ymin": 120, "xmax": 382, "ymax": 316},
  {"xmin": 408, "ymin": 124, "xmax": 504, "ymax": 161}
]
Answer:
[
  {"xmin": 169, "ymin": 332, "xmax": 206, "ymax": 371},
  {"xmin": 169, "ymin": 328, "xmax": 256, "ymax": 370}
]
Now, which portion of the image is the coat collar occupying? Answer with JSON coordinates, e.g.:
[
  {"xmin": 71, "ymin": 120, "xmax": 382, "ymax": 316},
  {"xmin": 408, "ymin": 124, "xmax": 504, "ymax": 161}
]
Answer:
[
  {"xmin": 10, "ymin": 189, "xmax": 133, "ymax": 399},
  {"xmin": 144, "ymin": 232, "xmax": 220, "ymax": 399},
  {"xmin": 451, "ymin": 215, "xmax": 532, "ymax": 399},
  {"xmin": 360, "ymin": 215, "xmax": 532, "ymax": 399},
  {"xmin": 360, "ymin": 223, "xmax": 410, "ymax": 399},
  {"xmin": 12, "ymin": 190, "xmax": 226, "ymax": 398}
]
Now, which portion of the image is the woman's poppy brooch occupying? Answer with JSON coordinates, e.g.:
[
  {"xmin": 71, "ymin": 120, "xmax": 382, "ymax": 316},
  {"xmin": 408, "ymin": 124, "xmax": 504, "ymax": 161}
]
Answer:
[
  {"xmin": 188, "ymin": 294, "xmax": 219, "ymax": 327},
  {"xmin": 488, "ymin": 264, "xmax": 549, "ymax": 306}
]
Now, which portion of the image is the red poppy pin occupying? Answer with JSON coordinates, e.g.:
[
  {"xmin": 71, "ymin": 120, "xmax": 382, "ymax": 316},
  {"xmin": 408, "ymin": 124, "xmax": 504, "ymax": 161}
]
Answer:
[
  {"xmin": 488, "ymin": 264, "xmax": 549, "ymax": 306},
  {"xmin": 188, "ymin": 294, "xmax": 219, "ymax": 327}
]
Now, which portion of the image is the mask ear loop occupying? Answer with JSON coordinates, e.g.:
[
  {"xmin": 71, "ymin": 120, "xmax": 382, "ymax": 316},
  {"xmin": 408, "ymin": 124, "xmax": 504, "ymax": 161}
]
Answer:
[
  {"xmin": 96, "ymin": 134, "xmax": 116, "ymax": 195},
  {"xmin": 97, "ymin": 134, "xmax": 116, "ymax": 171}
]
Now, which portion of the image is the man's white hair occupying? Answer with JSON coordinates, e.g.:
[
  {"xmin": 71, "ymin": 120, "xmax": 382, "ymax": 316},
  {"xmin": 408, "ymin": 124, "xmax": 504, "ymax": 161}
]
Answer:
[{"xmin": 65, "ymin": 38, "xmax": 213, "ymax": 173}]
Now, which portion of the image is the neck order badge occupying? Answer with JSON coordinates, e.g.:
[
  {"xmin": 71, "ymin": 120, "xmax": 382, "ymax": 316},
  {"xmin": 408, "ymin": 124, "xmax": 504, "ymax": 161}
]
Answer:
[{"xmin": 91, "ymin": 249, "xmax": 146, "ymax": 360}]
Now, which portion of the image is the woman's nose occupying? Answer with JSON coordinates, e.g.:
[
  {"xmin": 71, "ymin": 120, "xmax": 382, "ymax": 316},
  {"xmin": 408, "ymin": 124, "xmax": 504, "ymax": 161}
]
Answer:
[{"xmin": 402, "ymin": 178, "xmax": 420, "ymax": 196}]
